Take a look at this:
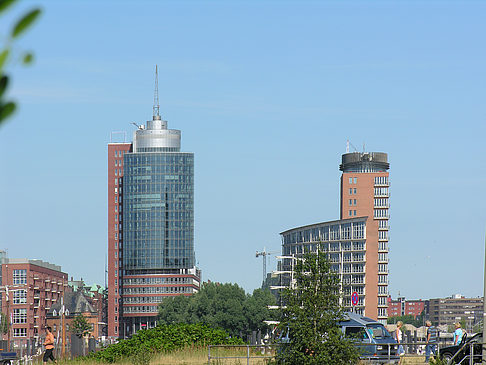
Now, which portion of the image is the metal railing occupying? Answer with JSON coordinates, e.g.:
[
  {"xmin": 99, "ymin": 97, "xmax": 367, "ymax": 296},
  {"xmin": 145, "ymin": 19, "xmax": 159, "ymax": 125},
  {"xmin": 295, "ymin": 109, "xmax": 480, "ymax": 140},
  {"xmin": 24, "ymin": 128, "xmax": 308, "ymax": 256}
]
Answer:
[{"xmin": 207, "ymin": 344, "xmax": 275, "ymax": 364}]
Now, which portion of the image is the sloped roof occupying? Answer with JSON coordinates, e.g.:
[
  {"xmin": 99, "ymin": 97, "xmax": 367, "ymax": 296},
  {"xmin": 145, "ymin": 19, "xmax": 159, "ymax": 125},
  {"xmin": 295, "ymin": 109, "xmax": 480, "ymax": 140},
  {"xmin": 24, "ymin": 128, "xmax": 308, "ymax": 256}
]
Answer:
[{"xmin": 47, "ymin": 291, "xmax": 97, "ymax": 317}]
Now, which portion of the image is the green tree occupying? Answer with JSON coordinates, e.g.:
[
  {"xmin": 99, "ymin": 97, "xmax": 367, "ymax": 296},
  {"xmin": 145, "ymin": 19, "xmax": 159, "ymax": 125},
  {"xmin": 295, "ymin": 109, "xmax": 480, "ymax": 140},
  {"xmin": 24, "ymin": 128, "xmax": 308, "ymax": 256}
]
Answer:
[
  {"xmin": 158, "ymin": 282, "xmax": 276, "ymax": 337},
  {"xmin": 0, "ymin": 0, "xmax": 41, "ymax": 125},
  {"xmin": 276, "ymin": 252, "xmax": 359, "ymax": 365},
  {"xmin": 0, "ymin": 312, "xmax": 9, "ymax": 335},
  {"xmin": 70, "ymin": 314, "xmax": 92, "ymax": 337}
]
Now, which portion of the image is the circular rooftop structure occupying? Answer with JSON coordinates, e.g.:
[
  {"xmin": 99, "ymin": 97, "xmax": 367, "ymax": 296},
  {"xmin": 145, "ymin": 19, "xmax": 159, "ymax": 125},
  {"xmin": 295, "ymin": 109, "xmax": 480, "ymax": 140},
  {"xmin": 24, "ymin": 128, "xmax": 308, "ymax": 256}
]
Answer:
[{"xmin": 340, "ymin": 152, "xmax": 389, "ymax": 172}]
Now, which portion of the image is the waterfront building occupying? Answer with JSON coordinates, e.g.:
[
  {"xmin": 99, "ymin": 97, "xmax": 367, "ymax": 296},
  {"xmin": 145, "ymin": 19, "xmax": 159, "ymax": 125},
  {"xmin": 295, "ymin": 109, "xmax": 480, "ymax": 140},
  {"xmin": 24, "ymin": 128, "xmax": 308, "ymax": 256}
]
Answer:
[
  {"xmin": 278, "ymin": 151, "xmax": 390, "ymax": 323},
  {"xmin": 0, "ymin": 258, "xmax": 68, "ymax": 341},
  {"xmin": 107, "ymin": 69, "xmax": 200, "ymax": 338}
]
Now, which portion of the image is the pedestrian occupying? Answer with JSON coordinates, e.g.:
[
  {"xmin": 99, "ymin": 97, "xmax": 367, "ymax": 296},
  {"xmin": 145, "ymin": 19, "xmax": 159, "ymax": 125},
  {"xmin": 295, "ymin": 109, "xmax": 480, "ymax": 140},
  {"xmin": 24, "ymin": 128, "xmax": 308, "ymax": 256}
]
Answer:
[
  {"xmin": 43, "ymin": 326, "xmax": 57, "ymax": 364},
  {"xmin": 395, "ymin": 321, "xmax": 405, "ymax": 357},
  {"xmin": 453, "ymin": 322, "xmax": 464, "ymax": 345},
  {"xmin": 425, "ymin": 320, "xmax": 438, "ymax": 363}
]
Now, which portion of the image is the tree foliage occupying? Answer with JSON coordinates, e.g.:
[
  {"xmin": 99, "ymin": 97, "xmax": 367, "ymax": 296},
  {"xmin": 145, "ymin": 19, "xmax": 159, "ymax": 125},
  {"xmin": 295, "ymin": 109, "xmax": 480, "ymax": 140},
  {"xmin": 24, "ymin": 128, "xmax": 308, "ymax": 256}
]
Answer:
[
  {"xmin": 0, "ymin": 0, "xmax": 42, "ymax": 126},
  {"xmin": 387, "ymin": 311, "xmax": 426, "ymax": 327},
  {"xmin": 276, "ymin": 252, "xmax": 359, "ymax": 365},
  {"xmin": 158, "ymin": 282, "xmax": 276, "ymax": 337},
  {"xmin": 0, "ymin": 312, "xmax": 8, "ymax": 335},
  {"xmin": 90, "ymin": 323, "xmax": 244, "ymax": 363},
  {"xmin": 70, "ymin": 314, "xmax": 92, "ymax": 337}
]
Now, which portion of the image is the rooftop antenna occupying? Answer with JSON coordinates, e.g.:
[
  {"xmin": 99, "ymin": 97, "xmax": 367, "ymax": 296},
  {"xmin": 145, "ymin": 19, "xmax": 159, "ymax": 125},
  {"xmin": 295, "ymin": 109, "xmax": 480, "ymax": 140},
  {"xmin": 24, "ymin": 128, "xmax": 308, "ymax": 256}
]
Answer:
[
  {"xmin": 153, "ymin": 65, "xmax": 160, "ymax": 119},
  {"xmin": 347, "ymin": 139, "xmax": 359, "ymax": 153}
]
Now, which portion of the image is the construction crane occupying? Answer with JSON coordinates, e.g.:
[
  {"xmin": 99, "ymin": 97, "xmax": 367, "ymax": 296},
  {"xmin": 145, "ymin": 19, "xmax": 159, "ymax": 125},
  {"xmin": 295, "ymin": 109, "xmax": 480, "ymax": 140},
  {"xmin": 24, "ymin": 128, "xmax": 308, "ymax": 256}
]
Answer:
[{"xmin": 256, "ymin": 247, "xmax": 278, "ymax": 285}]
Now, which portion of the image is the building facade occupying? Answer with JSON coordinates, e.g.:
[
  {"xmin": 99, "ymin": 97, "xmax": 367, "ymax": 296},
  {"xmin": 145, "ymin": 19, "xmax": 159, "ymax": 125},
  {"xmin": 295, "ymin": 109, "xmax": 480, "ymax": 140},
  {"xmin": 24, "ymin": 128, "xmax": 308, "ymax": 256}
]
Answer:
[
  {"xmin": 277, "ymin": 151, "xmax": 390, "ymax": 323},
  {"xmin": 429, "ymin": 295, "xmax": 483, "ymax": 327},
  {"xmin": 339, "ymin": 152, "xmax": 390, "ymax": 322},
  {"xmin": 1, "ymin": 259, "xmax": 68, "ymax": 341},
  {"xmin": 280, "ymin": 218, "xmax": 368, "ymax": 314},
  {"xmin": 107, "ymin": 71, "xmax": 200, "ymax": 338},
  {"xmin": 387, "ymin": 296, "xmax": 425, "ymax": 318}
]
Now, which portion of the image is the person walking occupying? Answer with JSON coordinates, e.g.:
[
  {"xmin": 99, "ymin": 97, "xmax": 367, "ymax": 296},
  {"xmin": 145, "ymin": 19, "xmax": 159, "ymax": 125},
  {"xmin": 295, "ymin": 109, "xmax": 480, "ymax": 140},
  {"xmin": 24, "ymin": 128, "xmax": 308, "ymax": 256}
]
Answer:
[
  {"xmin": 395, "ymin": 321, "xmax": 406, "ymax": 358},
  {"xmin": 453, "ymin": 322, "xmax": 464, "ymax": 345},
  {"xmin": 425, "ymin": 320, "xmax": 438, "ymax": 363},
  {"xmin": 43, "ymin": 326, "xmax": 57, "ymax": 364}
]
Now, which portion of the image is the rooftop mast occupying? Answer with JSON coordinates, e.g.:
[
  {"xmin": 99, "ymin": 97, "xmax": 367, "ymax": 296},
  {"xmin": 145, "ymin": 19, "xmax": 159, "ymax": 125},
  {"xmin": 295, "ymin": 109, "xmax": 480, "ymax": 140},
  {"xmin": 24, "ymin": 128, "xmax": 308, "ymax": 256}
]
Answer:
[{"xmin": 153, "ymin": 65, "xmax": 160, "ymax": 119}]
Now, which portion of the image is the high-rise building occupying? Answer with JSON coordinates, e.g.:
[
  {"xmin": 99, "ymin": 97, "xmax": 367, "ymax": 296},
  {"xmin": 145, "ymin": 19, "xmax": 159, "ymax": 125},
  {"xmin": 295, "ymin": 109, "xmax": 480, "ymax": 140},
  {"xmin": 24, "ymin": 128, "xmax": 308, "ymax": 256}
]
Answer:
[
  {"xmin": 107, "ymin": 69, "xmax": 200, "ymax": 338},
  {"xmin": 277, "ymin": 151, "xmax": 390, "ymax": 323},
  {"xmin": 339, "ymin": 152, "xmax": 390, "ymax": 322}
]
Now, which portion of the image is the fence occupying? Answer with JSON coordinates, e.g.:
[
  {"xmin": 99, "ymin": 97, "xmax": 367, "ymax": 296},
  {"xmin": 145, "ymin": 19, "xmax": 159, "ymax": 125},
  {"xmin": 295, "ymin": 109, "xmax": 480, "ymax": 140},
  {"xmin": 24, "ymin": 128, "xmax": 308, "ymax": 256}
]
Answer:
[{"xmin": 207, "ymin": 344, "xmax": 275, "ymax": 365}]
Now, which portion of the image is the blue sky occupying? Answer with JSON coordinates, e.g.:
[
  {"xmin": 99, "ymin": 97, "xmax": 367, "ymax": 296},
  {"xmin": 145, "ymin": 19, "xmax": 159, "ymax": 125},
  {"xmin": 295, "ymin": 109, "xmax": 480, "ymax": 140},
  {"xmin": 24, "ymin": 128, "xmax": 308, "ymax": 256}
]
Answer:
[{"xmin": 0, "ymin": 1, "xmax": 485, "ymax": 300}]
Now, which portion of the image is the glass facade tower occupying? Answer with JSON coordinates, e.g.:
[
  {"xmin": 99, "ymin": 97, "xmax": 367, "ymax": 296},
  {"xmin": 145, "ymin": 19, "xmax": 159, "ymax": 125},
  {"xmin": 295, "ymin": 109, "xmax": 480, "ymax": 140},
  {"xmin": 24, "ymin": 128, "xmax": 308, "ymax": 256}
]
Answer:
[
  {"xmin": 107, "ymin": 71, "xmax": 201, "ymax": 338},
  {"xmin": 123, "ymin": 152, "xmax": 194, "ymax": 272}
]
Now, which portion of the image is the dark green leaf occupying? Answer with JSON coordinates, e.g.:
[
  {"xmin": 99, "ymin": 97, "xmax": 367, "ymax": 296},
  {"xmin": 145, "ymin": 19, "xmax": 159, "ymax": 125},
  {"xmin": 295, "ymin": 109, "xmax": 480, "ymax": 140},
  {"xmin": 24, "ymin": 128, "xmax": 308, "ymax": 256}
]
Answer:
[
  {"xmin": 0, "ymin": 49, "xmax": 9, "ymax": 70},
  {"xmin": 11, "ymin": 8, "xmax": 41, "ymax": 39},
  {"xmin": 0, "ymin": 0, "xmax": 17, "ymax": 14},
  {"xmin": 22, "ymin": 52, "xmax": 33, "ymax": 65},
  {"xmin": 0, "ymin": 76, "xmax": 8, "ymax": 98},
  {"xmin": 0, "ymin": 101, "xmax": 16, "ymax": 123}
]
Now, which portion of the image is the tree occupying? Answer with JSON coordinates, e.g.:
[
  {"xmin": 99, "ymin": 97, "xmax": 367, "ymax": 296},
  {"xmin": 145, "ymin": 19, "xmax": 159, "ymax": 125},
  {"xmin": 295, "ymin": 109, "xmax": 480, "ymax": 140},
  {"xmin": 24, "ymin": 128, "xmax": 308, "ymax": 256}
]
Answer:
[
  {"xmin": 0, "ymin": 0, "xmax": 42, "ymax": 125},
  {"xmin": 158, "ymin": 282, "xmax": 276, "ymax": 337},
  {"xmin": 276, "ymin": 252, "xmax": 359, "ymax": 364},
  {"xmin": 70, "ymin": 314, "xmax": 92, "ymax": 337},
  {"xmin": 0, "ymin": 312, "xmax": 9, "ymax": 335}
]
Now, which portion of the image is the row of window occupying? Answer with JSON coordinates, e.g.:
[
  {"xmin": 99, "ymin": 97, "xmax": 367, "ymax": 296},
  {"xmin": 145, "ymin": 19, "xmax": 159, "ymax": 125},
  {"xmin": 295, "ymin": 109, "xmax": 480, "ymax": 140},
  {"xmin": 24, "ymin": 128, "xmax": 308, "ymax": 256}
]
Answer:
[
  {"xmin": 123, "ymin": 305, "xmax": 158, "ymax": 313},
  {"xmin": 373, "ymin": 209, "xmax": 389, "ymax": 218},
  {"xmin": 374, "ymin": 176, "xmax": 389, "ymax": 185},
  {"xmin": 114, "ymin": 160, "xmax": 123, "ymax": 167},
  {"xmin": 123, "ymin": 277, "xmax": 192, "ymax": 285},
  {"xmin": 379, "ymin": 231, "xmax": 388, "ymax": 240},
  {"xmin": 349, "ymin": 199, "xmax": 357, "ymax": 206},
  {"xmin": 348, "ymin": 177, "xmax": 358, "ymax": 184},
  {"xmin": 374, "ymin": 187, "xmax": 389, "ymax": 196},
  {"xmin": 348, "ymin": 210, "xmax": 357, "ymax": 217},
  {"xmin": 114, "ymin": 150, "xmax": 126, "ymax": 158},
  {"xmin": 374, "ymin": 198, "xmax": 389, "ymax": 207},
  {"xmin": 13, "ymin": 328, "xmax": 27, "ymax": 337},
  {"xmin": 122, "ymin": 286, "xmax": 193, "ymax": 294},
  {"xmin": 282, "ymin": 222, "xmax": 366, "ymax": 245},
  {"xmin": 283, "ymin": 241, "xmax": 366, "ymax": 256},
  {"xmin": 349, "ymin": 188, "xmax": 357, "ymax": 195}
]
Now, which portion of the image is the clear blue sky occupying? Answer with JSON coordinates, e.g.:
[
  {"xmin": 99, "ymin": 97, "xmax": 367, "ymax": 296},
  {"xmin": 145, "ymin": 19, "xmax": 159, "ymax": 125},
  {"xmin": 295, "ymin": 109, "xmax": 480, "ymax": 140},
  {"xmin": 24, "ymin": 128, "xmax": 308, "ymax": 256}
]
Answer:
[{"xmin": 0, "ymin": 1, "xmax": 485, "ymax": 300}]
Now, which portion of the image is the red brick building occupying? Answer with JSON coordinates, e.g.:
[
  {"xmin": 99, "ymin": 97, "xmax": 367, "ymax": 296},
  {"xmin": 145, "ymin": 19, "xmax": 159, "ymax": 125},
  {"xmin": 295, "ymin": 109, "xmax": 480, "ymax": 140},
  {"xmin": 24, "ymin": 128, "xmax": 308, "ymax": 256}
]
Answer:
[
  {"xmin": 340, "ymin": 152, "xmax": 390, "ymax": 323},
  {"xmin": 1, "ymin": 259, "xmax": 68, "ymax": 340},
  {"xmin": 387, "ymin": 296, "xmax": 425, "ymax": 318}
]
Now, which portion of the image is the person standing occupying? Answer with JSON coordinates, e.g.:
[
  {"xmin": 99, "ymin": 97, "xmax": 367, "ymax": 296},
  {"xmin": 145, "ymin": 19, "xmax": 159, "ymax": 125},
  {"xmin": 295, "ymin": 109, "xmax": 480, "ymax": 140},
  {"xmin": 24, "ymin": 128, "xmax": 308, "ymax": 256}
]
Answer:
[
  {"xmin": 425, "ymin": 320, "xmax": 438, "ymax": 363},
  {"xmin": 453, "ymin": 322, "xmax": 464, "ymax": 345},
  {"xmin": 395, "ymin": 321, "xmax": 405, "ymax": 357},
  {"xmin": 43, "ymin": 326, "xmax": 57, "ymax": 364}
]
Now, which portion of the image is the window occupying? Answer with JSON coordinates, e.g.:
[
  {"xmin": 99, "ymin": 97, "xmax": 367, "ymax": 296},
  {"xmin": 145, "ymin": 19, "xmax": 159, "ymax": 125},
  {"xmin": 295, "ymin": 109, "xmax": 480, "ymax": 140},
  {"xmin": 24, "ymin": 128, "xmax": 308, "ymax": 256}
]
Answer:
[
  {"xmin": 115, "ymin": 196, "xmax": 118, "ymax": 203},
  {"xmin": 115, "ymin": 270, "xmax": 117, "ymax": 277},
  {"xmin": 13, "ymin": 269, "xmax": 27, "ymax": 284},
  {"xmin": 354, "ymin": 199, "xmax": 357, "ymax": 205},
  {"xmin": 115, "ymin": 169, "xmax": 118, "ymax": 176},
  {"xmin": 349, "ymin": 177, "xmax": 353, "ymax": 184},
  {"xmin": 115, "ymin": 327, "xmax": 117, "ymax": 334},
  {"xmin": 349, "ymin": 199, "xmax": 352, "ymax": 205},
  {"xmin": 115, "ymin": 316, "xmax": 117, "ymax": 322},
  {"xmin": 13, "ymin": 290, "xmax": 27, "ymax": 304},
  {"xmin": 13, "ymin": 309, "xmax": 27, "ymax": 323},
  {"xmin": 353, "ymin": 210, "xmax": 357, "ymax": 216},
  {"xmin": 115, "ymin": 206, "xmax": 118, "ymax": 212},
  {"xmin": 349, "ymin": 210, "xmax": 352, "ymax": 216},
  {"xmin": 13, "ymin": 328, "xmax": 26, "ymax": 337},
  {"xmin": 354, "ymin": 188, "xmax": 357, "ymax": 194},
  {"xmin": 349, "ymin": 188, "xmax": 353, "ymax": 194},
  {"xmin": 354, "ymin": 177, "xmax": 357, "ymax": 184}
]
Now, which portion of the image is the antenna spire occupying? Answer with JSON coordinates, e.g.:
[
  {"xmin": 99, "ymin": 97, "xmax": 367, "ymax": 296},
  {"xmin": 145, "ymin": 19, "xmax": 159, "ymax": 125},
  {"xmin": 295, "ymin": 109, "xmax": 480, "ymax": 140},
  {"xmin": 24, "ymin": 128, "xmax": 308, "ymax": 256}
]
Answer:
[{"xmin": 153, "ymin": 65, "xmax": 160, "ymax": 119}]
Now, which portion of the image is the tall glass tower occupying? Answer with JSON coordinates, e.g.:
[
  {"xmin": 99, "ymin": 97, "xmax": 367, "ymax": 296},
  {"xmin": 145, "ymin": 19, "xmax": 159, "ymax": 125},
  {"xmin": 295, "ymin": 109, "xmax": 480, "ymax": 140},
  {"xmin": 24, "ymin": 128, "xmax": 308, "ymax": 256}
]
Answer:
[{"xmin": 108, "ymin": 68, "xmax": 200, "ymax": 338}]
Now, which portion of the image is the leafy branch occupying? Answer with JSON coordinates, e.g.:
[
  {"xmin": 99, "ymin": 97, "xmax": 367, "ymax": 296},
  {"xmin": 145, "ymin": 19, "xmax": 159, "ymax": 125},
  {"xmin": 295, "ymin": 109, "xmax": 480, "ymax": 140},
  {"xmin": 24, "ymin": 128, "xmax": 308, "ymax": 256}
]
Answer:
[{"xmin": 0, "ymin": 0, "xmax": 42, "ymax": 125}]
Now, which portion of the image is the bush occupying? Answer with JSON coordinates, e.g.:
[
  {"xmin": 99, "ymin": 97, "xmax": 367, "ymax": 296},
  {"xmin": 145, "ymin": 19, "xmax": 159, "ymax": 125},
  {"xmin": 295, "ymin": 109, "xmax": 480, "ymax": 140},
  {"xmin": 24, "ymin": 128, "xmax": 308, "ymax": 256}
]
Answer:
[{"xmin": 89, "ymin": 323, "xmax": 244, "ymax": 363}]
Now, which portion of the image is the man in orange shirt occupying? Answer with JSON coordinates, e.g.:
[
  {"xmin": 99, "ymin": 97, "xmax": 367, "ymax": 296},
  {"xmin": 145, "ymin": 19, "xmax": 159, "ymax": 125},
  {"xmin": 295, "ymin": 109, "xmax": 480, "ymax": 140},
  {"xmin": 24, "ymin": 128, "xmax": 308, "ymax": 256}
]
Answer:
[{"xmin": 43, "ymin": 326, "xmax": 56, "ymax": 364}]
